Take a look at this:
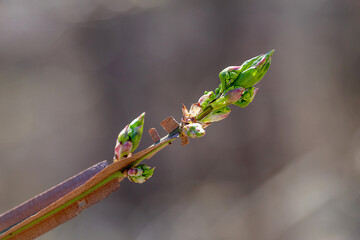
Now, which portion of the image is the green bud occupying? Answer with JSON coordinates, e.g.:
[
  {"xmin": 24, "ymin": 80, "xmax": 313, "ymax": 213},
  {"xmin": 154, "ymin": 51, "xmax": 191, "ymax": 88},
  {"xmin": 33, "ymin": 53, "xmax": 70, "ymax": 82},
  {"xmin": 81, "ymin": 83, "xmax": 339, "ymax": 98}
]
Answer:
[
  {"xmin": 199, "ymin": 107, "xmax": 231, "ymax": 123},
  {"xmin": 218, "ymin": 66, "xmax": 243, "ymax": 94},
  {"xmin": 127, "ymin": 164, "xmax": 155, "ymax": 184},
  {"xmin": 127, "ymin": 112, "xmax": 145, "ymax": 152},
  {"xmin": 183, "ymin": 123, "xmax": 205, "ymax": 138},
  {"xmin": 117, "ymin": 125, "xmax": 130, "ymax": 143},
  {"xmin": 198, "ymin": 91, "xmax": 215, "ymax": 109},
  {"xmin": 231, "ymin": 50, "xmax": 274, "ymax": 88},
  {"xmin": 233, "ymin": 87, "xmax": 258, "ymax": 108},
  {"xmin": 210, "ymin": 87, "xmax": 244, "ymax": 110},
  {"xmin": 237, "ymin": 54, "xmax": 264, "ymax": 73},
  {"xmin": 114, "ymin": 113, "xmax": 145, "ymax": 161}
]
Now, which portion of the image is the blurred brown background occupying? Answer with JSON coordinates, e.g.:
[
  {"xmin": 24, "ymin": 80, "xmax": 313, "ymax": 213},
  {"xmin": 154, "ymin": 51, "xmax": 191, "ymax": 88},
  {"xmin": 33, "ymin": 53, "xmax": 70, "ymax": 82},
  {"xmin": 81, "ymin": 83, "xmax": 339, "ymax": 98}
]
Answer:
[{"xmin": 1, "ymin": 0, "xmax": 360, "ymax": 239}]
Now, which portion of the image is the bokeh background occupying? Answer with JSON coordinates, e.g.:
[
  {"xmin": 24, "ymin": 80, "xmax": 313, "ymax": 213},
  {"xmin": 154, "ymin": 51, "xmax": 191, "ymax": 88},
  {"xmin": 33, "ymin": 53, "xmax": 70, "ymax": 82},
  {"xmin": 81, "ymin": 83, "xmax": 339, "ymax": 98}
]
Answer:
[{"xmin": 1, "ymin": 0, "xmax": 360, "ymax": 239}]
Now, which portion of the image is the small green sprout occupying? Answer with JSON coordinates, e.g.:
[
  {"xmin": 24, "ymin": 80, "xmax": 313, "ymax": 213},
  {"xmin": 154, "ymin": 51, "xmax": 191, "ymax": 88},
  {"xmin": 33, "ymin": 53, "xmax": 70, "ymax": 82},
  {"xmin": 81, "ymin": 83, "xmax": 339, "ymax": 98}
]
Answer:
[
  {"xmin": 199, "ymin": 107, "xmax": 231, "ymax": 123},
  {"xmin": 183, "ymin": 123, "xmax": 206, "ymax": 138},
  {"xmin": 114, "ymin": 113, "xmax": 145, "ymax": 161},
  {"xmin": 127, "ymin": 164, "xmax": 155, "ymax": 183},
  {"xmin": 210, "ymin": 87, "xmax": 244, "ymax": 110},
  {"xmin": 233, "ymin": 87, "xmax": 259, "ymax": 108}
]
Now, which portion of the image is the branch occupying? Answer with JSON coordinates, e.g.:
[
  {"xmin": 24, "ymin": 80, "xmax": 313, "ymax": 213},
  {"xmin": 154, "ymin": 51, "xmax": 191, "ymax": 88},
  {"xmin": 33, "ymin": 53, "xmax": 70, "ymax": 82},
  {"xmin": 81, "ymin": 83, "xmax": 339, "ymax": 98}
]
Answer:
[
  {"xmin": 0, "ymin": 50, "xmax": 274, "ymax": 240},
  {"xmin": 0, "ymin": 121, "xmax": 180, "ymax": 240}
]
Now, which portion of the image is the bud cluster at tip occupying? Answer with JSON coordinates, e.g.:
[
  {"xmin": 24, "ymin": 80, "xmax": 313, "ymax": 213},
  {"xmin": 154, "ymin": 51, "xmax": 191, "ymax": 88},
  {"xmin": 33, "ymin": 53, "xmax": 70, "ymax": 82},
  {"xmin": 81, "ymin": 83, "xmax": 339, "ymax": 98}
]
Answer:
[
  {"xmin": 216, "ymin": 49, "xmax": 274, "ymax": 94},
  {"xmin": 180, "ymin": 50, "xmax": 273, "ymax": 132},
  {"xmin": 127, "ymin": 164, "xmax": 155, "ymax": 183},
  {"xmin": 114, "ymin": 113, "xmax": 145, "ymax": 161}
]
